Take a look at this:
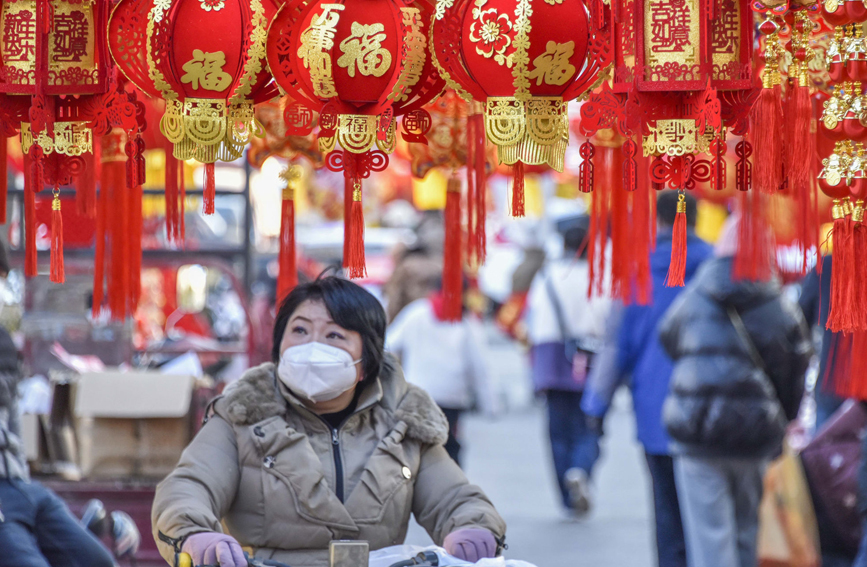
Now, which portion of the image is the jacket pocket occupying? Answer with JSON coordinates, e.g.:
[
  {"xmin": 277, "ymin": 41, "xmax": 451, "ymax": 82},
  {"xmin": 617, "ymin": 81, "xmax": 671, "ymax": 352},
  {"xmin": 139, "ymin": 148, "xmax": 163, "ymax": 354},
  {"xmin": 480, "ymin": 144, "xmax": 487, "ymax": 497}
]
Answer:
[{"xmin": 348, "ymin": 426, "xmax": 415, "ymax": 524}]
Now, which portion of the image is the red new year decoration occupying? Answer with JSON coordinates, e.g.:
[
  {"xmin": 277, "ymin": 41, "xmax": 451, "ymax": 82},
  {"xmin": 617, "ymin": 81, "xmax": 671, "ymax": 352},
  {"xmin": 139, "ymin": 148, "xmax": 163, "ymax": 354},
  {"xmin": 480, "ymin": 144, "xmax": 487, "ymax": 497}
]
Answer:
[
  {"xmin": 431, "ymin": 0, "xmax": 612, "ymax": 217},
  {"xmin": 266, "ymin": 0, "xmax": 444, "ymax": 280}
]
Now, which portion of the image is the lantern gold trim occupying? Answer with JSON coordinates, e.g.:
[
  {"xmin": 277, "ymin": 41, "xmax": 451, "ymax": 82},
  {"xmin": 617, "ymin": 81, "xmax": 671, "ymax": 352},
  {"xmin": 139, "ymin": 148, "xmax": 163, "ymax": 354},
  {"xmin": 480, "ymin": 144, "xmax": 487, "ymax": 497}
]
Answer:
[
  {"xmin": 485, "ymin": 96, "xmax": 568, "ymax": 171},
  {"xmin": 21, "ymin": 122, "xmax": 94, "ymax": 156}
]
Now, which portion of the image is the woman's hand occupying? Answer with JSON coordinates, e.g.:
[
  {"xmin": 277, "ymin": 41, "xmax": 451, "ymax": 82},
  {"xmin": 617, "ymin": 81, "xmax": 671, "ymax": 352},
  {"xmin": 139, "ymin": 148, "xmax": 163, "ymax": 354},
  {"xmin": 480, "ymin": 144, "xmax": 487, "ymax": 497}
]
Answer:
[
  {"xmin": 443, "ymin": 528, "xmax": 498, "ymax": 563},
  {"xmin": 181, "ymin": 532, "xmax": 247, "ymax": 567}
]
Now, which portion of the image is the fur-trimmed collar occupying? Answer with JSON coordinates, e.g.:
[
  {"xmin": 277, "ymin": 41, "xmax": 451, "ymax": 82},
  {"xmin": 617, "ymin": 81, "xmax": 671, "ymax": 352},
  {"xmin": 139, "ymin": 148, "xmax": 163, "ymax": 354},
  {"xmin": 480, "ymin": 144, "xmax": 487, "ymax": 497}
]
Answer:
[{"xmin": 217, "ymin": 356, "xmax": 448, "ymax": 445}]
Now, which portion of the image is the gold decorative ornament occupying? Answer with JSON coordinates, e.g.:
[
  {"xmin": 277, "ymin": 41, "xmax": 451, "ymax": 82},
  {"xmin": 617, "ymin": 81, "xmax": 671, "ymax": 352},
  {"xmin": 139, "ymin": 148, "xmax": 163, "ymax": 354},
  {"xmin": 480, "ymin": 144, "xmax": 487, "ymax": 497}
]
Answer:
[
  {"xmin": 337, "ymin": 22, "xmax": 392, "ymax": 78},
  {"xmin": 642, "ymin": 119, "xmax": 717, "ymax": 156},
  {"xmin": 297, "ymin": 3, "xmax": 344, "ymax": 98},
  {"xmin": 510, "ymin": 0, "xmax": 533, "ymax": 100},
  {"xmin": 528, "ymin": 41, "xmax": 576, "ymax": 86},
  {"xmin": 20, "ymin": 122, "xmax": 93, "ymax": 156},
  {"xmin": 485, "ymin": 96, "xmax": 569, "ymax": 170},
  {"xmin": 388, "ymin": 8, "xmax": 426, "ymax": 102},
  {"xmin": 469, "ymin": 0, "xmax": 514, "ymax": 67}
]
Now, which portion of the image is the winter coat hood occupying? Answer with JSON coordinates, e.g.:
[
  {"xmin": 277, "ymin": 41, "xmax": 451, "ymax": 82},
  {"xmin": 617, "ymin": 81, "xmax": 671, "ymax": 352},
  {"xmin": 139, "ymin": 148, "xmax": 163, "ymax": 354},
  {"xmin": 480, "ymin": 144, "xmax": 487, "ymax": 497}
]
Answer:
[
  {"xmin": 152, "ymin": 355, "xmax": 504, "ymax": 567},
  {"xmin": 690, "ymin": 256, "xmax": 780, "ymax": 311}
]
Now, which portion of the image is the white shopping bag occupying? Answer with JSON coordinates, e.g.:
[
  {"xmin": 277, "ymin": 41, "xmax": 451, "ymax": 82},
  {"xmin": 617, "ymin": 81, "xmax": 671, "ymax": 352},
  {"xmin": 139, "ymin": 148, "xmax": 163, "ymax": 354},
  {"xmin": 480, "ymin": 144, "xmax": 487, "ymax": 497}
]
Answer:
[{"xmin": 368, "ymin": 545, "xmax": 538, "ymax": 567}]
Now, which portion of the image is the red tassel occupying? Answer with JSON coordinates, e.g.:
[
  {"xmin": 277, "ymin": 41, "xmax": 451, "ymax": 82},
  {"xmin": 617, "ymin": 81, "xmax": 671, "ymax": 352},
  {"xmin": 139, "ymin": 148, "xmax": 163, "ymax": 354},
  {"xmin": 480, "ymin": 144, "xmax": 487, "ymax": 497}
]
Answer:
[
  {"xmin": 473, "ymin": 113, "xmax": 487, "ymax": 264},
  {"xmin": 633, "ymin": 151, "xmax": 652, "ymax": 305},
  {"xmin": 466, "ymin": 111, "xmax": 476, "ymax": 264},
  {"xmin": 511, "ymin": 161, "xmax": 525, "ymax": 217},
  {"xmin": 277, "ymin": 187, "xmax": 298, "ymax": 302},
  {"xmin": 347, "ymin": 181, "xmax": 366, "ymax": 279},
  {"xmin": 787, "ymin": 78, "xmax": 812, "ymax": 195},
  {"xmin": 50, "ymin": 192, "xmax": 64, "ymax": 284},
  {"xmin": 179, "ymin": 159, "xmax": 186, "ymax": 244},
  {"xmin": 442, "ymin": 176, "xmax": 463, "ymax": 322},
  {"xmin": 165, "ymin": 152, "xmax": 180, "ymax": 244},
  {"xmin": 76, "ymin": 150, "xmax": 96, "ymax": 219},
  {"xmin": 852, "ymin": 203, "xmax": 867, "ymax": 331},
  {"xmin": 752, "ymin": 85, "xmax": 784, "ymax": 193},
  {"xmin": 665, "ymin": 193, "xmax": 687, "ymax": 288},
  {"xmin": 24, "ymin": 153, "xmax": 37, "ymax": 278},
  {"xmin": 827, "ymin": 199, "xmax": 855, "ymax": 332},
  {"xmin": 0, "ymin": 137, "xmax": 7, "ymax": 225},
  {"xmin": 129, "ymin": 181, "xmax": 143, "ymax": 310},
  {"xmin": 733, "ymin": 190, "xmax": 774, "ymax": 282},
  {"xmin": 93, "ymin": 171, "xmax": 106, "ymax": 317},
  {"xmin": 203, "ymin": 162, "xmax": 216, "ymax": 215},
  {"xmin": 587, "ymin": 162, "xmax": 610, "ymax": 297}
]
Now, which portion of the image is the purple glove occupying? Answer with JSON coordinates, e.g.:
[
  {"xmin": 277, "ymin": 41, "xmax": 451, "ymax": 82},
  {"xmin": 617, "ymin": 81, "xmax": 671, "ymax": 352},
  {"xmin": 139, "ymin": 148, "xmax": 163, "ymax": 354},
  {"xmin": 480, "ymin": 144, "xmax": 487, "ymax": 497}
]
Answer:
[
  {"xmin": 181, "ymin": 532, "xmax": 246, "ymax": 567},
  {"xmin": 443, "ymin": 528, "xmax": 498, "ymax": 563}
]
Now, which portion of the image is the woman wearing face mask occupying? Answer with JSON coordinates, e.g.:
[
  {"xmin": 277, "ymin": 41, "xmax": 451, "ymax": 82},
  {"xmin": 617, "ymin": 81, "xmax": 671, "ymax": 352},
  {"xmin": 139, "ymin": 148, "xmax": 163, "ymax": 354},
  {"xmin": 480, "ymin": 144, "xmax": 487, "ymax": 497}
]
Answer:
[{"xmin": 152, "ymin": 277, "xmax": 506, "ymax": 567}]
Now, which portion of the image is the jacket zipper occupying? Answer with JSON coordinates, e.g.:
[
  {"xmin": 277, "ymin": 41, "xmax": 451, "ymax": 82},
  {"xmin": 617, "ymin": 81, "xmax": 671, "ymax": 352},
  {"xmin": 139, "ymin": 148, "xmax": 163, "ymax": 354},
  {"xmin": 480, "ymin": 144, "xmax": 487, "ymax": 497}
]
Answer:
[{"xmin": 330, "ymin": 426, "xmax": 345, "ymax": 502}]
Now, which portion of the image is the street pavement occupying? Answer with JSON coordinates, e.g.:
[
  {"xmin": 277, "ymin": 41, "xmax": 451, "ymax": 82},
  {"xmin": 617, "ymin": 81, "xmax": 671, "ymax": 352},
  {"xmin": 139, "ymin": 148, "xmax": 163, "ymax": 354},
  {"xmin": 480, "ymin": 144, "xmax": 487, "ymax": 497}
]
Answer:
[{"xmin": 404, "ymin": 328, "xmax": 655, "ymax": 567}]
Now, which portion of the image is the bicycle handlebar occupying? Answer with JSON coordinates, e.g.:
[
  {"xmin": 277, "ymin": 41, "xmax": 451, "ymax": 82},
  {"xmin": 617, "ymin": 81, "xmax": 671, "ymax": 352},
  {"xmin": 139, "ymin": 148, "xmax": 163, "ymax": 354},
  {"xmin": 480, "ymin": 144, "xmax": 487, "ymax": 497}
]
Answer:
[{"xmin": 177, "ymin": 551, "xmax": 293, "ymax": 567}]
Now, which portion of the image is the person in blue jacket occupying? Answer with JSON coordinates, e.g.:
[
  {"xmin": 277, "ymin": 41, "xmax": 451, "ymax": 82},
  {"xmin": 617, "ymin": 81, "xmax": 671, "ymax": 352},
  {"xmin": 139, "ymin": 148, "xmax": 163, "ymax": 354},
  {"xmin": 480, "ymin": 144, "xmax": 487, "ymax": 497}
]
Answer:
[{"xmin": 582, "ymin": 191, "xmax": 712, "ymax": 567}]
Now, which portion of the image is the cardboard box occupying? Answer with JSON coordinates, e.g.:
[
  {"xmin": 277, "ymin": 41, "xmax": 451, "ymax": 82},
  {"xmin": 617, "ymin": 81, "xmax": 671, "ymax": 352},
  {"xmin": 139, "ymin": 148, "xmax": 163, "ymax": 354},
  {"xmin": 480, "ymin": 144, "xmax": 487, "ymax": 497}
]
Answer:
[{"xmin": 74, "ymin": 371, "xmax": 196, "ymax": 479}]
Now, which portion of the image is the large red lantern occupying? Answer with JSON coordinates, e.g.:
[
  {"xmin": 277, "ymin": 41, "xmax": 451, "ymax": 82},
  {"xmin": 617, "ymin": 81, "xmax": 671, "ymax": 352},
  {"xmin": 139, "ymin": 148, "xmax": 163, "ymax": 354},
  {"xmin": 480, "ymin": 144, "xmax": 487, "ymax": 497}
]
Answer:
[
  {"xmin": 431, "ymin": 0, "xmax": 612, "ymax": 216},
  {"xmin": 266, "ymin": 0, "xmax": 444, "ymax": 281},
  {"xmin": 109, "ymin": 0, "xmax": 279, "ymax": 215}
]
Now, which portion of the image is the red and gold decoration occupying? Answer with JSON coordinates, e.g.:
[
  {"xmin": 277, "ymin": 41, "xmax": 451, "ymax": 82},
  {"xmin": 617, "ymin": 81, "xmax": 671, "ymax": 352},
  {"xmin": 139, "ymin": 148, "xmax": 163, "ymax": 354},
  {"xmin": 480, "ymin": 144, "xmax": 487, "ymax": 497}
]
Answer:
[
  {"xmin": 577, "ymin": 0, "xmax": 755, "ymax": 298},
  {"xmin": 431, "ymin": 0, "xmax": 612, "ymax": 217},
  {"xmin": 109, "ymin": 0, "xmax": 279, "ymax": 217},
  {"xmin": 0, "ymin": 0, "xmax": 145, "ymax": 313},
  {"xmin": 817, "ymin": 0, "xmax": 867, "ymax": 336},
  {"xmin": 266, "ymin": 0, "xmax": 445, "ymax": 278}
]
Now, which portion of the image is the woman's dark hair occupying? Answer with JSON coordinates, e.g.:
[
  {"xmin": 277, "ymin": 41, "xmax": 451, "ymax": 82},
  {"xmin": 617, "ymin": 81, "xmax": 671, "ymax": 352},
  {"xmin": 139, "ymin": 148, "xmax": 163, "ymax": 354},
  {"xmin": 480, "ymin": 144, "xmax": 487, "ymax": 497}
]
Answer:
[{"xmin": 272, "ymin": 276, "xmax": 387, "ymax": 384}]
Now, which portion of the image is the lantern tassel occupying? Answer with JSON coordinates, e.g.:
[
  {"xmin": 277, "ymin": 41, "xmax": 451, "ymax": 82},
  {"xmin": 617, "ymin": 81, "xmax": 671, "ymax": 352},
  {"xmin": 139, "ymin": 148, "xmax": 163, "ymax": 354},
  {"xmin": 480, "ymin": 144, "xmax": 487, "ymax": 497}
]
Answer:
[
  {"xmin": 665, "ymin": 193, "xmax": 687, "ymax": 288},
  {"xmin": 443, "ymin": 175, "xmax": 463, "ymax": 322},
  {"xmin": 0, "ymin": 137, "xmax": 7, "ymax": 225},
  {"xmin": 852, "ymin": 201, "xmax": 867, "ymax": 331},
  {"xmin": 733, "ymin": 189, "xmax": 773, "ymax": 282},
  {"xmin": 93, "ymin": 171, "xmax": 106, "ymax": 318},
  {"xmin": 752, "ymin": 85, "xmax": 784, "ymax": 193},
  {"xmin": 278, "ymin": 189, "xmax": 298, "ymax": 301},
  {"xmin": 347, "ymin": 181, "xmax": 366, "ymax": 279},
  {"xmin": 511, "ymin": 162, "xmax": 525, "ymax": 218},
  {"xmin": 165, "ymin": 152, "xmax": 179, "ymax": 244},
  {"xmin": 50, "ymin": 192, "xmax": 64, "ymax": 284},
  {"xmin": 827, "ymin": 199, "xmax": 855, "ymax": 332},
  {"xmin": 473, "ymin": 113, "xmax": 487, "ymax": 263},
  {"xmin": 204, "ymin": 162, "xmax": 216, "ymax": 215}
]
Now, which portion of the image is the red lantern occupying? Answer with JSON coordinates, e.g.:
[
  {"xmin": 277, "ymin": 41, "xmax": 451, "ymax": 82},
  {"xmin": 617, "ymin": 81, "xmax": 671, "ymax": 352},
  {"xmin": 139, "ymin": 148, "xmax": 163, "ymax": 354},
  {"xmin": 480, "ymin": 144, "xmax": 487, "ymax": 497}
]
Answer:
[
  {"xmin": 431, "ymin": 0, "xmax": 612, "ymax": 216},
  {"xmin": 110, "ymin": 0, "xmax": 279, "ymax": 215},
  {"xmin": 266, "ymin": 0, "xmax": 445, "ymax": 281}
]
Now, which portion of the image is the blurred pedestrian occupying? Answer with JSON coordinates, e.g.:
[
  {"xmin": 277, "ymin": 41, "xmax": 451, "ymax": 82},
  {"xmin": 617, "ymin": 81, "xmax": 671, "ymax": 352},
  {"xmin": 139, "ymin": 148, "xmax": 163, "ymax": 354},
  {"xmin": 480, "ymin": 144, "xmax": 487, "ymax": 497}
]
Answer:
[
  {"xmin": 0, "ymin": 326, "xmax": 115, "ymax": 567},
  {"xmin": 660, "ymin": 217, "xmax": 812, "ymax": 567},
  {"xmin": 525, "ymin": 221, "xmax": 610, "ymax": 517},
  {"xmin": 386, "ymin": 280, "xmax": 497, "ymax": 467},
  {"xmin": 383, "ymin": 243, "xmax": 442, "ymax": 322},
  {"xmin": 582, "ymin": 191, "xmax": 712, "ymax": 566}
]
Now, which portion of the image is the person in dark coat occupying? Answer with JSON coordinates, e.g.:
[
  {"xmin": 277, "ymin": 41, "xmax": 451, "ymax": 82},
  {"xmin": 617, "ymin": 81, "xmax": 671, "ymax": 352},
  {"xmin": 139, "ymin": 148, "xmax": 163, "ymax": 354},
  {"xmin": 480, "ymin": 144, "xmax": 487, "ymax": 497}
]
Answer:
[
  {"xmin": 659, "ymin": 218, "xmax": 812, "ymax": 567},
  {"xmin": 0, "ymin": 327, "xmax": 115, "ymax": 567},
  {"xmin": 582, "ymin": 191, "xmax": 712, "ymax": 567}
]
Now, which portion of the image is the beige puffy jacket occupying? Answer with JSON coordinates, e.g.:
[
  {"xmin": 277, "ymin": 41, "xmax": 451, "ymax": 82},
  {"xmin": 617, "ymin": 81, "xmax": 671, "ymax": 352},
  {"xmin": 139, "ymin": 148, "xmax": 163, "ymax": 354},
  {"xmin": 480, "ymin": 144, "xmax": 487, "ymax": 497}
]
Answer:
[{"xmin": 152, "ymin": 357, "xmax": 506, "ymax": 566}]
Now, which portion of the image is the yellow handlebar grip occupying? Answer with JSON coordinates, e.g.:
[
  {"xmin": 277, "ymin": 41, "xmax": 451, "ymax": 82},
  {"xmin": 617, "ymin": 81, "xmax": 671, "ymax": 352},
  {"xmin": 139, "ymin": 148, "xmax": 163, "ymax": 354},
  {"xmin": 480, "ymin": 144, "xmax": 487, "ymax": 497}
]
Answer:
[{"xmin": 177, "ymin": 552, "xmax": 193, "ymax": 567}]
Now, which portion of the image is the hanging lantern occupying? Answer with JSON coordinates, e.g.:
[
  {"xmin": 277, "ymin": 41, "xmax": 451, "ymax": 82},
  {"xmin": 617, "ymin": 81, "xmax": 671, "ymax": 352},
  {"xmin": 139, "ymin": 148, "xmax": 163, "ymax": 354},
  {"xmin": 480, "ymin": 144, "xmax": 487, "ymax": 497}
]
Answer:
[
  {"xmin": 266, "ymin": 0, "xmax": 445, "ymax": 278},
  {"xmin": 431, "ymin": 0, "xmax": 612, "ymax": 216},
  {"xmin": 110, "ymin": 0, "xmax": 279, "ymax": 216}
]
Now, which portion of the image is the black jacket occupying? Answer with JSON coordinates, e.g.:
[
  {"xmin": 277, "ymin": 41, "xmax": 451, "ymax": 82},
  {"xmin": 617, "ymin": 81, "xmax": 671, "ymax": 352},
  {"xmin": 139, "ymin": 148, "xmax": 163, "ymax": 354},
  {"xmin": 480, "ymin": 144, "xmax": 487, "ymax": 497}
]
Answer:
[{"xmin": 660, "ymin": 257, "xmax": 812, "ymax": 458}]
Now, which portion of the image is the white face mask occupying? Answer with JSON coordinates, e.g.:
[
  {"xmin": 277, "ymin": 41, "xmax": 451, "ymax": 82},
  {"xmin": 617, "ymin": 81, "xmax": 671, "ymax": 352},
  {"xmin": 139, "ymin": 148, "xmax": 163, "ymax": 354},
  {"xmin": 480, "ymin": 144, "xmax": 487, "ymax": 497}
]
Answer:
[{"xmin": 277, "ymin": 342, "xmax": 362, "ymax": 403}]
